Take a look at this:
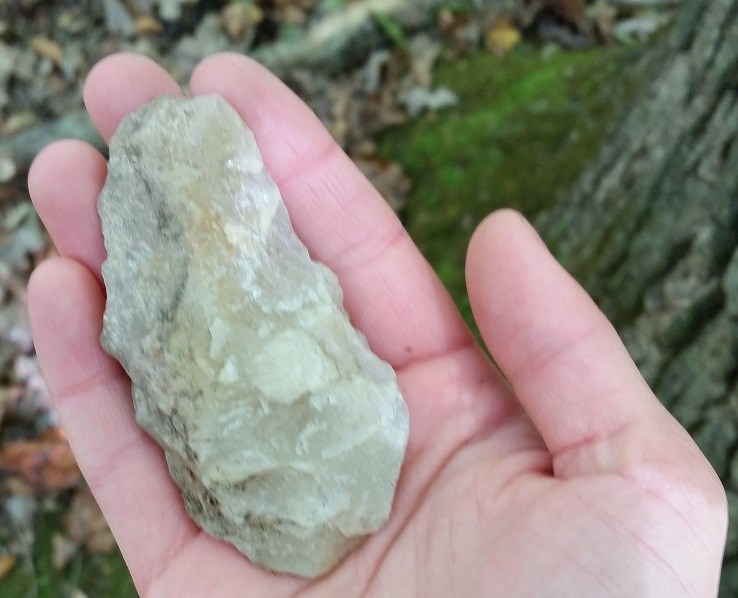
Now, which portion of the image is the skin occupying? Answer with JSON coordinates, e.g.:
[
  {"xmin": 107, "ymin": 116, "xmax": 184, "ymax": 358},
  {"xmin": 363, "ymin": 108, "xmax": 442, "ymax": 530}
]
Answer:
[{"xmin": 27, "ymin": 53, "xmax": 727, "ymax": 597}]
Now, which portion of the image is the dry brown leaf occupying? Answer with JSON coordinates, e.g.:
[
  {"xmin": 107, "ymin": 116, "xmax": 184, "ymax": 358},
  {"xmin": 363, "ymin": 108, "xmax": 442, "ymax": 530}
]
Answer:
[
  {"xmin": 272, "ymin": 0, "xmax": 316, "ymax": 10},
  {"xmin": 54, "ymin": 486, "xmax": 117, "ymax": 568},
  {"xmin": 437, "ymin": 7, "xmax": 469, "ymax": 37},
  {"xmin": 0, "ymin": 155, "xmax": 16, "ymax": 183},
  {"xmin": 277, "ymin": 4, "xmax": 306, "ymax": 26},
  {"xmin": 327, "ymin": 85, "xmax": 352, "ymax": 146},
  {"xmin": 1, "ymin": 110, "xmax": 37, "ymax": 136},
  {"xmin": 135, "ymin": 15, "xmax": 163, "ymax": 35},
  {"xmin": 4, "ymin": 475, "xmax": 33, "ymax": 497},
  {"xmin": 222, "ymin": 1, "xmax": 263, "ymax": 41},
  {"xmin": 0, "ymin": 427, "xmax": 81, "ymax": 491},
  {"xmin": 30, "ymin": 36, "xmax": 63, "ymax": 66},
  {"xmin": 592, "ymin": 0, "xmax": 616, "ymax": 42},
  {"xmin": 547, "ymin": 0, "xmax": 588, "ymax": 27},
  {"xmin": 485, "ymin": 18, "xmax": 521, "ymax": 56},
  {"xmin": 52, "ymin": 533, "xmax": 78, "ymax": 570},
  {"xmin": 86, "ymin": 527, "xmax": 117, "ymax": 554},
  {"xmin": 65, "ymin": 487, "xmax": 116, "ymax": 555},
  {"xmin": 408, "ymin": 35, "xmax": 440, "ymax": 89},
  {"xmin": 520, "ymin": 0, "xmax": 590, "ymax": 31},
  {"xmin": 0, "ymin": 555, "xmax": 16, "ymax": 580},
  {"xmin": 353, "ymin": 139, "xmax": 377, "ymax": 157},
  {"xmin": 437, "ymin": 8, "xmax": 456, "ymax": 34},
  {"xmin": 356, "ymin": 158, "xmax": 411, "ymax": 212},
  {"xmin": 0, "ymin": 386, "xmax": 10, "ymax": 424},
  {"xmin": 329, "ymin": 119, "xmax": 348, "ymax": 145}
]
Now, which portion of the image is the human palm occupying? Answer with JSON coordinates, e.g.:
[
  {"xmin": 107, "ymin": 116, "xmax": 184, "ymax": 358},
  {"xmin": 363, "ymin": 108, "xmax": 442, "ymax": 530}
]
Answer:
[{"xmin": 28, "ymin": 54, "xmax": 726, "ymax": 597}]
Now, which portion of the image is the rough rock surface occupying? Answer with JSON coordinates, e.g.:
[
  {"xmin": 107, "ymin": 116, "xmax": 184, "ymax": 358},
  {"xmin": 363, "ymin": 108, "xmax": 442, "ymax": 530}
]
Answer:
[{"xmin": 97, "ymin": 95, "xmax": 409, "ymax": 578}]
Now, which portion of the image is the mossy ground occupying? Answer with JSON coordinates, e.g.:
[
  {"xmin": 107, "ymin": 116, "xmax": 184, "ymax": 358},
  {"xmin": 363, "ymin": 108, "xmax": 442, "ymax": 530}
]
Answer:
[
  {"xmin": 379, "ymin": 43, "xmax": 640, "ymax": 327},
  {"xmin": 1, "ymin": 41, "xmax": 640, "ymax": 598}
]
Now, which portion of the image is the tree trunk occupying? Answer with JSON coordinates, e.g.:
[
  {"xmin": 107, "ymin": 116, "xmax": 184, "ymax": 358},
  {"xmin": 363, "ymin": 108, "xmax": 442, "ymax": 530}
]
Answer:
[{"xmin": 537, "ymin": 1, "xmax": 738, "ymax": 592}]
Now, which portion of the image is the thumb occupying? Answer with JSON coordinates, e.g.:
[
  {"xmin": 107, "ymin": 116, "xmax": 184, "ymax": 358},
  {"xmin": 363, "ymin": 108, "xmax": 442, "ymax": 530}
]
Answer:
[{"xmin": 465, "ymin": 209, "xmax": 725, "ymax": 508}]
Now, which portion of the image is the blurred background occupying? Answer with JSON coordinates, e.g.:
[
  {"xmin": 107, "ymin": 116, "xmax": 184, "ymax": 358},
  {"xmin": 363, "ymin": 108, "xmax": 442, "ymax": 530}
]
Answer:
[{"xmin": 0, "ymin": 0, "xmax": 736, "ymax": 595}]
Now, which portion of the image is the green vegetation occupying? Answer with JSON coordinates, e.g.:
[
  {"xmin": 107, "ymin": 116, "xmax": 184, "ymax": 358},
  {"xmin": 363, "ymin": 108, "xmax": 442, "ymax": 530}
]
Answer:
[
  {"xmin": 379, "ymin": 43, "xmax": 640, "ymax": 326},
  {"xmin": 2, "ymin": 508, "xmax": 135, "ymax": 598}
]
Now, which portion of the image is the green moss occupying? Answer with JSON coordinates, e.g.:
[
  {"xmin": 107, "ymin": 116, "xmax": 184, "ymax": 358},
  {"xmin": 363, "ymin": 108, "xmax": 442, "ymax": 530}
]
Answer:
[
  {"xmin": 1, "ymin": 508, "xmax": 136, "ymax": 598},
  {"xmin": 379, "ymin": 43, "xmax": 641, "ymax": 327}
]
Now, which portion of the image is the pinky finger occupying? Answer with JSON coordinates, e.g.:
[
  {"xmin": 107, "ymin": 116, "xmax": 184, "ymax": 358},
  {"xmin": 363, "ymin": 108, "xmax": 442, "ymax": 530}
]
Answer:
[{"xmin": 28, "ymin": 258, "xmax": 197, "ymax": 592}]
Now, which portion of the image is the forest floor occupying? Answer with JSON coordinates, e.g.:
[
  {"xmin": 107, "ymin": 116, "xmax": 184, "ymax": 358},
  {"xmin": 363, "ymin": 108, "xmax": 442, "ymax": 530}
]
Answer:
[{"xmin": 0, "ymin": 0, "xmax": 670, "ymax": 595}]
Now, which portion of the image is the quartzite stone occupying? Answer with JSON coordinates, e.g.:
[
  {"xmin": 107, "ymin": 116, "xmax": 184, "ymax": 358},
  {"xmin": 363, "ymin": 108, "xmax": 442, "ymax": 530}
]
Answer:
[{"xmin": 97, "ymin": 95, "xmax": 409, "ymax": 578}]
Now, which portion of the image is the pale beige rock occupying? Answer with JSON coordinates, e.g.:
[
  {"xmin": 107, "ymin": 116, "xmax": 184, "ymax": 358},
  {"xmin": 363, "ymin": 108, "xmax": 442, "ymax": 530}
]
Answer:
[{"xmin": 97, "ymin": 95, "xmax": 409, "ymax": 578}]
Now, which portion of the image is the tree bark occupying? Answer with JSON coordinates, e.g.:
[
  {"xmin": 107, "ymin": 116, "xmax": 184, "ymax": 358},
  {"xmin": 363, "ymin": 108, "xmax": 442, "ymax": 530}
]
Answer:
[{"xmin": 537, "ymin": 1, "xmax": 738, "ymax": 593}]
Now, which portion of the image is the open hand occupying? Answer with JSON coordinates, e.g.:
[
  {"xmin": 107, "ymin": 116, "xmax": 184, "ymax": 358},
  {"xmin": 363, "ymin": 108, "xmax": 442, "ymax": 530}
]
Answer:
[{"xmin": 28, "ymin": 53, "xmax": 727, "ymax": 597}]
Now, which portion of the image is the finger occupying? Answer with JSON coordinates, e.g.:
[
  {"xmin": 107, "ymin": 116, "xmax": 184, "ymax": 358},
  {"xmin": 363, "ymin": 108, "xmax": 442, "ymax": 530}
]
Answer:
[
  {"xmin": 27, "ymin": 53, "xmax": 183, "ymax": 282},
  {"xmin": 189, "ymin": 53, "xmax": 472, "ymax": 368},
  {"xmin": 465, "ymin": 209, "xmax": 663, "ymax": 457},
  {"xmin": 28, "ymin": 140, "xmax": 107, "ymax": 281},
  {"xmin": 466, "ymin": 210, "xmax": 728, "ymax": 552},
  {"xmin": 28, "ymin": 258, "xmax": 197, "ymax": 592},
  {"xmin": 84, "ymin": 53, "xmax": 182, "ymax": 143}
]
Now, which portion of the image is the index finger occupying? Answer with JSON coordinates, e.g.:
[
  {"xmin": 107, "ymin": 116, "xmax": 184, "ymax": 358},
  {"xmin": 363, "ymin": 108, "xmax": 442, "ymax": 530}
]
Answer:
[{"xmin": 188, "ymin": 53, "xmax": 472, "ymax": 369}]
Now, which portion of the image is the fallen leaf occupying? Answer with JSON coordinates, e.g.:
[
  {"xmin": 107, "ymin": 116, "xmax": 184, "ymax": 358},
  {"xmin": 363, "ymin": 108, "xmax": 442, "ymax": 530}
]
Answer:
[
  {"xmin": 53, "ymin": 486, "xmax": 117, "ymax": 568},
  {"xmin": 85, "ymin": 526, "xmax": 117, "ymax": 554},
  {"xmin": 0, "ymin": 427, "xmax": 81, "ymax": 491},
  {"xmin": 102, "ymin": 0, "xmax": 136, "ymax": 35},
  {"xmin": 0, "ymin": 156, "xmax": 16, "ymax": 183},
  {"xmin": 0, "ymin": 110, "xmax": 38, "ymax": 136},
  {"xmin": 356, "ymin": 157, "xmax": 411, "ymax": 212},
  {"xmin": 362, "ymin": 49, "xmax": 391, "ymax": 94},
  {"xmin": 135, "ymin": 15, "xmax": 163, "ymax": 35},
  {"xmin": 437, "ymin": 7, "xmax": 481, "ymax": 49},
  {"xmin": 437, "ymin": 8, "xmax": 457, "ymax": 34},
  {"xmin": 65, "ymin": 487, "xmax": 116, "ymax": 555},
  {"xmin": 485, "ymin": 18, "xmax": 521, "ymax": 56},
  {"xmin": 407, "ymin": 34, "xmax": 441, "ymax": 89},
  {"xmin": 30, "ymin": 36, "xmax": 63, "ymax": 66},
  {"xmin": 173, "ymin": 14, "xmax": 231, "ymax": 71},
  {"xmin": 157, "ymin": 0, "xmax": 198, "ymax": 22},
  {"xmin": 614, "ymin": 12, "xmax": 671, "ymax": 43},
  {"xmin": 52, "ymin": 533, "xmax": 78, "ymax": 570},
  {"xmin": 0, "ymin": 555, "xmax": 16, "ymax": 579},
  {"xmin": 4, "ymin": 475, "xmax": 33, "ymax": 497},
  {"xmin": 547, "ymin": 0, "xmax": 588, "ymax": 28},
  {"xmin": 397, "ymin": 86, "xmax": 458, "ymax": 118},
  {"xmin": 591, "ymin": 0, "xmax": 616, "ymax": 42},
  {"xmin": 277, "ymin": 4, "xmax": 306, "ymax": 26},
  {"xmin": 221, "ymin": 1, "xmax": 263, "ymax": 41},
  {"xmin": 326, "ymin": 82, "xmax": 353, "ymax": 145},
  {"xmin": 0, "ymin": 389, "xmax": 8, "ymax": 425}
]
